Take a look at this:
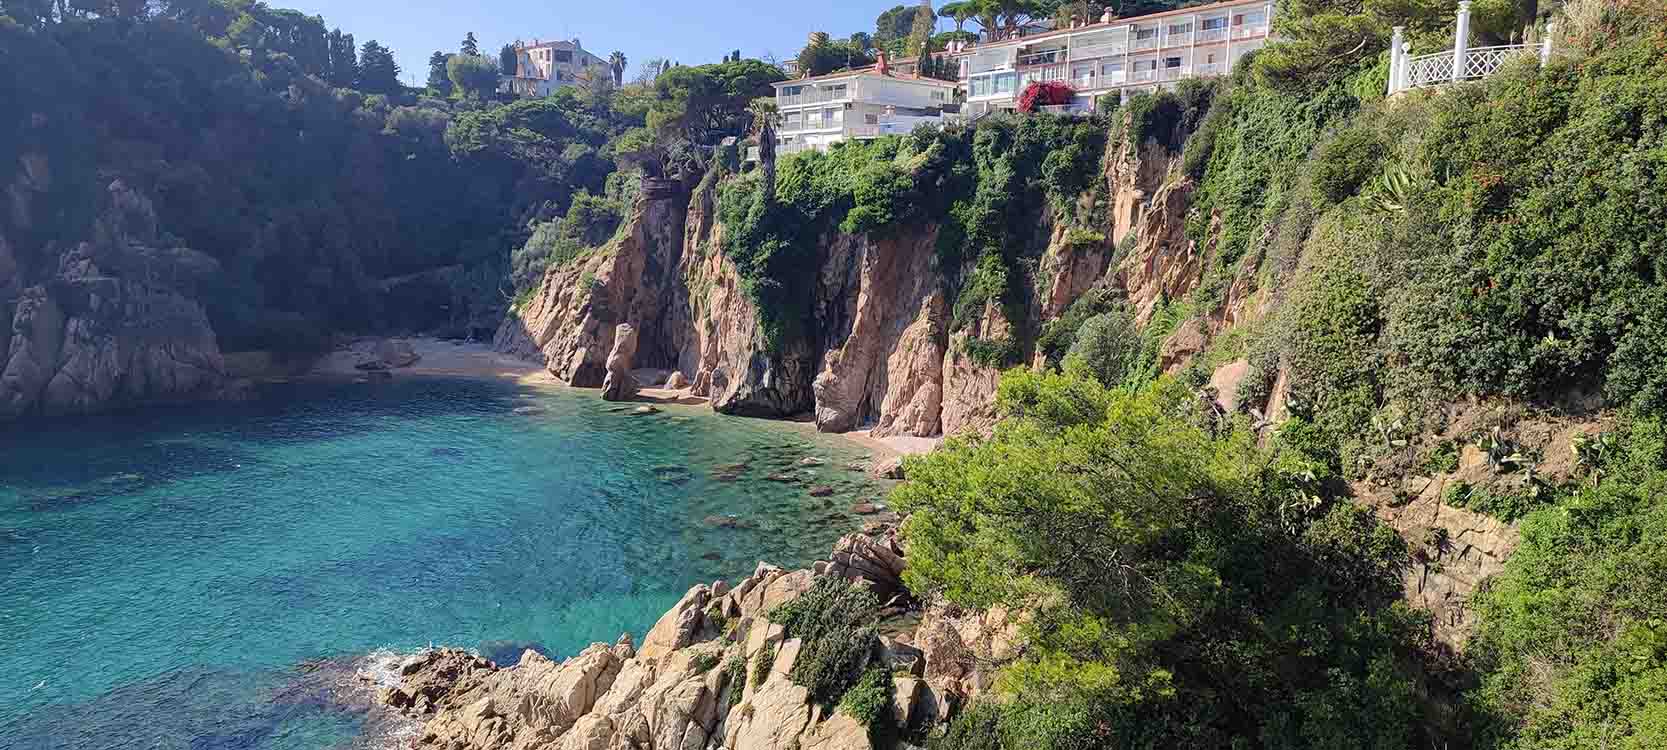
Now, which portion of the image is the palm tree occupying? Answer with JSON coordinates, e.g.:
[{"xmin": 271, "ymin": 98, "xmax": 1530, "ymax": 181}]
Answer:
[{"xmin": 608, "ymin": 50, "xmax": 627, "ymax": 87}]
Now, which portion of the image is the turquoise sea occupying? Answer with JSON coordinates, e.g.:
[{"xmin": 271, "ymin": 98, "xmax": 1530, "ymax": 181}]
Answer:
[{"xmin": 0, "ymin": 377, "xmax": 888, "ymax": 749}]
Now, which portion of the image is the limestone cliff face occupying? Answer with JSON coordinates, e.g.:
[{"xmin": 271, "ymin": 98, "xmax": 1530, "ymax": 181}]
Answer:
[{"xmin": 1, "ymin": 174, "xmax": 226, "ymax": 420}]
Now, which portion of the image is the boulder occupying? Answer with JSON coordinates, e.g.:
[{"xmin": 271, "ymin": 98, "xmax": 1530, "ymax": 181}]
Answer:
[
  {"xmin": 600, "ymin": 323, "xmax": 639, "ymax": 402},
  {"xmin": 869, "ymin": 456, "xmax": 905, "ymax": 480},
  {"xmin": 375, "ymin": 338, "xmax": 421, "ymax": 368},
  {"xmin": 638, "ymin": 584, "xmax": 711, "ymax": 661},
  {"xmin": 825, "ymin": 529, "xmax": 908, "ymax": 601},
  {"xmin": 665, "ymin": 370, "xmax": 689, "ymax": 389}
]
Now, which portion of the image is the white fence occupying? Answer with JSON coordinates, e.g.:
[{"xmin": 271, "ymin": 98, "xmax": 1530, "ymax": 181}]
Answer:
[{"xmin": 1388, "ymin": 1, "xmax": 1554, "ymax": 95}]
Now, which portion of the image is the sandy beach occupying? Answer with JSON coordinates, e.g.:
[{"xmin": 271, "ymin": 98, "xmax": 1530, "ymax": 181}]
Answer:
[{"xmin": 306, "ymin": 337, "xmax": 941, "ymax": 460}]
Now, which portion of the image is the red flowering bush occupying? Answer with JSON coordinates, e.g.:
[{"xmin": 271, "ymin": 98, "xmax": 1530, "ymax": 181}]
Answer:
[{"xmin": 1017, "ymin": 81, "xmax": 1076, "ymax": 113}]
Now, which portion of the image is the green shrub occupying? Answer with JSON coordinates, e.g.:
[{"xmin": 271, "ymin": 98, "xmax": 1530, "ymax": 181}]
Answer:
[
  {"xmin": 1424, "ymin": 440, "xmax": 1462, "ymax": 475},
  {"xmin": 1062, "ymin": 306, "xmax": 1139, "ymax": 388},
  {"xmin": 768, "ymin": 577, "xmax": 882, "ymax": 707},
  {"xmin": 1309, "ymin": 126, "xmax": 1385, "ymax": 205},
  {"xmin": 1036, "ymin": 287, "xmax": 1123, "ymax": 367},
  {"xmin": 721, "ymin": 655, "xmax": 747, "ymax": 714},
  {"xmin": 690, "ymin": 651, "xmax": 721, "ymax": 674},
  {"xmin": 836, "ymin": 666, "xmax": 894, "ymax": 734},
  {"xmin": 962, "ymin": 336, "xmax": 1021, "ymax": 369},
  {"xmin": 752, "ymin": 643, "xmax": 776, "ymax": 686}
]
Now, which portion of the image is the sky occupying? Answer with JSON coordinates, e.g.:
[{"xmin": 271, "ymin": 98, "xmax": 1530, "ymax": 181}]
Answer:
[{"xmin": 281, "ymin": 0, "xmax": 945, "ymax": 87}]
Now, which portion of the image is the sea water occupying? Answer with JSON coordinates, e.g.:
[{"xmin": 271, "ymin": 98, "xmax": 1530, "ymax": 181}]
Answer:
[{"xmin": 0, "ymin": 377, "xmax": 889, "ymax": 749}]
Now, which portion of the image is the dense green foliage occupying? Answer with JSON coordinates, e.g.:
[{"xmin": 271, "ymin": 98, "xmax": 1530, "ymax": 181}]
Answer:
[
  {"xmin": 1469, "ymin": 415, "xmax": 1667, "ymax": 749},
  {"xmin": 768, "ymin": 577, "xmax": 884, "ymax": 708},
  {"xmin": 897, "ymin": 372, "xmax": 1438, "ymax": 748}
]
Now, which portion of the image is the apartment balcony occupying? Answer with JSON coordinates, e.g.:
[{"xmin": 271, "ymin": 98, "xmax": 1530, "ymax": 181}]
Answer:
[
  {"xmin": 778, "ymin": 141, "xmax": 815, "ymax": 156},
  {"xmin": 1019, "ymin": 63, "xmax": 1068, "ymax": 88},
  {"xmin": 1163, "ymin": 32, "xmax": 1194, "ymax": 47},
  {"xmin": 1160, "ymin": 66, "xmax": 1189, "ymax": 81},
  {"xmin": 1017, "ymin": 50, "xmax": 1063, "ymax": 67},
  {"xmin": 1233, "ymin": 24, "xmax": 1269, "ymax": 40},
  {"xmin": 1131, "ymin": 68, "xmax": 1159, "ymax": 83},
  {"xmin": 1195, "ymin": 61, "xmax": 1226, "ymax": 76},
  {"xmin": 1132, "ymin": 36, "xmax": 1159, "ymax": 52},
  {"xmin": 1197, "ymin": 27, "xmax": 1229, "ymax": 43},
  {"xmin": 1069, "ymin": 41, "xmax": 1127, "ymax": 60},
  {"xmin": 777, "ymin": 89, "xmax": 850, "ymax": 107}
]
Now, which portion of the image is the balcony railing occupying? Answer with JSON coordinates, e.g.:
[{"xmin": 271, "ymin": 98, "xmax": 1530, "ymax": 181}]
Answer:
[
  {"xmin": 1160, "ymin": 66, "xmax": 1188, "ymax": 81},
  {"xmin": 777, "ymin": 88, "xmax": 850, "ymax": 107},
  {"xmin": 1197, "ymin": 26, "xmax": 1228, "ymax": 43},
  {"xmin": 1017, "ymin": 50, "xmax": 1063, "ymax": 67},
  {"xmin": 1131, "ymin": 68, "xmax": 1158, "ymax": 83},
  {"xmin": 1069, "ymin": 42, "xmax": 1126, "ymax": 60},
  {"xmin": 778, "ymin": 141, "xmax": 814, "ymax": 156},
  {"xmin": 1020, "ymin": 63, "xmax": 1068, "ymax": 87},
  {"xmin": 1038, "ymin": 104, "xmax": 1093, "ymax": 117},
  {"xmin": 1132, "ymin": 35, "xmax": 1159, "ymax": 51},
  {"xmin": 1195, "ymin": 61, "xmax": 1226, "ymax": 76},
  {"xmin": 1163, "ymin": 32, "xmax": 1194, "ymax": 47},
  {"xmin": 1232, "ymin": 24, "xmax": 1268, "ymax": 40}
]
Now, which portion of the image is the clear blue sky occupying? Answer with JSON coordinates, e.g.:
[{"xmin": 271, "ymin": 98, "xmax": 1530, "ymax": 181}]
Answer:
[{"xmin": 281, "ymin": 0, "xmax": 943, "ymax": 86}]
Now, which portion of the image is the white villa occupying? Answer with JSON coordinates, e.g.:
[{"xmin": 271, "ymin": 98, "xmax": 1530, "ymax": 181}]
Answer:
[
  {"xmin": 949, "ymin": 0, "xmax": 1275, "ymax": 114},
  {"xmin": 769, "ymin": 58, "xmax": 961, "ymax": 156},
  {"xmin": 504, "ymin": 38, "xmax": 609, "ymax": 98}
]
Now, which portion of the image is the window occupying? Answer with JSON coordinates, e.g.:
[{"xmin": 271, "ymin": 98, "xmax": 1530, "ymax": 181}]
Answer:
[
  {"xmin": 1133, "ymin": 59, "xmax": 1158, "ymax": 71},
  {"xmin": 784, "ymin": 112, "xmax": 803, "ymax": 129},
  {"xmin": 782, "ymin": 85, "xmax": 803, "ymax": 97},
  {"xmin": 555, "ymin": 50, "xmax": 572, "ymax": 62},
  {"xmin": 1167, "ymin": 22, "xmax": 1192, "ymax": 35},
  {"xmin": 1206, "ymin": 53, "xmax": 1218, "ymax": 63},
  {"xmin": 931, "ymin": 90, "xmax": 946, "ymax": 102},
  {"xmin": 865, "ymin": 114, "xmax": 879, "ymax": 124},
  {"xmin": 825, "ymin": 84, "xmax": 848, "ymax": 98},
  {"xmin": 1102, "ymin": 60, "xmax": 1125, "ymax": 73},
  {"xmin": 1135, "ymin": 27, "xmax": 1158, "ymax": 40},
  {"xmin": 1243, "ymin": 10, "xmax": 1266, "ymax": 25},
  {"xmin": 1165, "ymin": 56, "xmax": 1183, "ymax": 68},
  {"xmin": 1201, "ymin": 16, "xmax": 1228, "ymax": 30},
  {"xmin": 994, "ymin": 72, "xmax": 1017, "ymax": 94}
]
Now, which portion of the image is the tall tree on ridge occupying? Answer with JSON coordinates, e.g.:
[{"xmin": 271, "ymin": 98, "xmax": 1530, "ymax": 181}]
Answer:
[
  {"xmin": 500, "ymin": 43, "xmax": 518, "ymax": 76},
  {"xmin": 608, "ymin": 50, "xmax": 627, "ymax": 87},
  {"xmin": 460, "ymin": 31, "xmax": 479, "ymax": 56},
  {"xmin": 427, "ymin": 51, "xmax": 454, "ymax": 96},
  {"xmin": 907, "ymin": 0, "xmax": 936, "ymax": 55},
  {"xmin": 326, "ymin": 29, "xmax": 357, "ymax": 88},
  {"xmin": 356, "ymin": 39, "xmax": 401, "ymax": 94}
]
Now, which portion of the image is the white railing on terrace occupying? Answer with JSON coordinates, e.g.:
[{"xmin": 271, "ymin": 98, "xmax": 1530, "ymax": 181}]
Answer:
[
  {"xmin": 1021, "ymin": 63, "xmax": 1068, "ymax": 87},
  {"xmin": 1070, "ymin": 42, "xmax": 1126, "ymax": 60},
  {"xmin": 777, "ymin": 88, "xmax": 849, "ymax": 107},
  {"xmin": 1038, "ymin": 104, "xmax": 1094, "ymax": 116},
  {"xmin": 1231, "ymin": 24, "xmax": 1268, "ymax": 39},
  {"xmin": 1131, "ymin": 68, "xmax": 1158, "ymax": 83},
  {"xmin": 1018, "ymin": 50, "xmax": 1063, "ymax": 67},
  {"xmin": 1164, "ymin": 32, "xmax": 1194, "ymax": 47},
  {"xmin": 1132, "ymin": 36, "xmax": 1159, "ymax": 51},
  {"xmin": 778, "ymin": 141, "xmax": 814, "ymax": 156},
  {"xmin": 1195, "ymin": 61, "xmax": 1226, "ymax": 76},
  {"xmin": 1387, "ymin": 1, "xmax": 1553, "ymax": 95},
  {"xmin": 1197, "ymin": 27, "xmax": 1228, "ymax": 43}
]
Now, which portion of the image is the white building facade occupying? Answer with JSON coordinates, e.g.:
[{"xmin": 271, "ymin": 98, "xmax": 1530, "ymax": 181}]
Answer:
[
  {"xmin": 949, "ymin": 0, "xmax": 1274, "ymax": 114},
  {"xmin": 769, "ymin": 67, "xmax": 960, "ymax": 156},
  {"xmin": 504, "ymin": 38, "xmax": 609, "ymax": 98}
]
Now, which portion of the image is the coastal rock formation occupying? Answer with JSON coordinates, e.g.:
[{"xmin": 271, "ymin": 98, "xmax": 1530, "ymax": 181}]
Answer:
[
  {"xmin": 1, "ymin": 177, "xmax": 226, "ymax": 419},
  {"xmin": 601, "ymin": 324, "xmax": 639, "ymax": 402},
  {"xmin": 380, "ymin": 524, "xmax": 968, "ymax": 750}
]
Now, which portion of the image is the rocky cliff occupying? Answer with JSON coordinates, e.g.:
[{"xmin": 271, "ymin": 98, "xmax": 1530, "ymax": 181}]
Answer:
[
  {"xmin": 1, "ymin": 175, "xmax": 228, "ymax": 419},
  {"xmin": 376, "ymin": 523, "xmax": 1018, "ymax": 750},
  {"xmin": 495, "ymin": 129, "xmax": 1192, "ymax": 439}
]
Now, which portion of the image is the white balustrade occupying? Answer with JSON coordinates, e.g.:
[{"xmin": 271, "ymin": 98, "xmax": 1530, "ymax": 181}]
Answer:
[{"xmin": 1388, "ymin": 2, "xmax": 1552, "ymax": 94}]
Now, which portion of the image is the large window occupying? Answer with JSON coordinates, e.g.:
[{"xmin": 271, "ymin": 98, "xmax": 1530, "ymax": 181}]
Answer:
[
  {"xmin": 825, "ymin": 84, "xmax": 848, "ymax": 98},
  {"xmin": 555, "ymin": 50, "xmax": 572, "ymax": 62},
  {"xmin": 1135, "ymin": 27, "xmax": 1158, "ymax": 40},
  {"xmin": 1165, "ymin": 56, "xmax": 1183, "ymax": 69},
  {"xmin": 995, "ymin": 72, "xmax": 1017, "ymax": 94},
  {"xmin": 1167, "ymin": 22, "xmax": 1192, "ymax": 35},
  {"xmin": 1201, "ymin": 16, "xmax": 1228, "ymax": 30}
]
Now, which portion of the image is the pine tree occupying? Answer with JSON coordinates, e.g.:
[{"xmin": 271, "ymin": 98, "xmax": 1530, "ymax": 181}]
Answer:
[
  {"xmin": 326, "ymin": 30, "xmax": 358, "ymax": 88},
  {"xmin": 427, "ymin": 51, "xmax": 454, "ymax": 96},
  {"xmin": 460, "ymin": 32, "xmax": 479, "ymax": 56},
  {"xmin": 356, "ymin": 40, "xmax": 401, "ymax": 94},
  {"xmin": 500, "ymin": 44, "xmax": 519, "ymax": 76},
  {"xmin": 907, "ymin": 0, "xmax": 935, "ymax": 56}
]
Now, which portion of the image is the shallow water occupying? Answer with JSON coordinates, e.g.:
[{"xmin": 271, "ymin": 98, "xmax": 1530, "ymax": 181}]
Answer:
[{"xmin": 0, "ymin": 378, "xmax": 888, "ymax": 749}]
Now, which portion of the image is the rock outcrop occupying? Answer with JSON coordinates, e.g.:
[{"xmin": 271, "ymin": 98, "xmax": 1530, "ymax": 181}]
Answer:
[
  {"xmin": 378, "ymin": 524, "xmax": 982, "ymax": 750},
  {"xmin": 1, "ymin": 177, "xmax": 227, "ymax": 419},
  {"xmin": 601, "ymin": 324, "xmax": 639, "ymax": 402}
]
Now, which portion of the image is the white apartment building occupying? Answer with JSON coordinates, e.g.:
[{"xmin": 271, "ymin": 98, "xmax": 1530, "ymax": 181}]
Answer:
[
  {"xmin": 504, "ymin": 38, "xmax": 609, "ymax": 98},
  {"xmin": 949, "ymin": 0, "xmax": 1274, "ymax": 114},
  {"xmin": 768, "ymin": 62, "xmax": 961, "ymax": 156}
]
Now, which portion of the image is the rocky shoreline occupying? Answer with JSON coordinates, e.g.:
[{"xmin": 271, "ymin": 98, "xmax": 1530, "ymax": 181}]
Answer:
[{"xmin": 367, "ymin": 522, "xmax": 1012, "ymax": 750}]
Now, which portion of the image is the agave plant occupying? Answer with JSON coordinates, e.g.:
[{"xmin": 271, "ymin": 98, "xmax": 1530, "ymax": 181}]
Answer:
[{"xmin": 1373, "ymin": 164, "xmax": 1416, "ymax": 213}]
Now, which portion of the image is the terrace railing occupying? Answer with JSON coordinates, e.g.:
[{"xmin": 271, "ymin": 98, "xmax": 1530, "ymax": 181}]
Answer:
[{"xmin": 1388, "ymin": 2, "xmax": 1554, "ymax": 95}]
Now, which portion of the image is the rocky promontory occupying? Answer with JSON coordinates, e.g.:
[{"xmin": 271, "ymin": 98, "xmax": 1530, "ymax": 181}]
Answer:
[{"xmin": 374, "ymin": 523, "xmax": 1015, "ymax": 750}]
